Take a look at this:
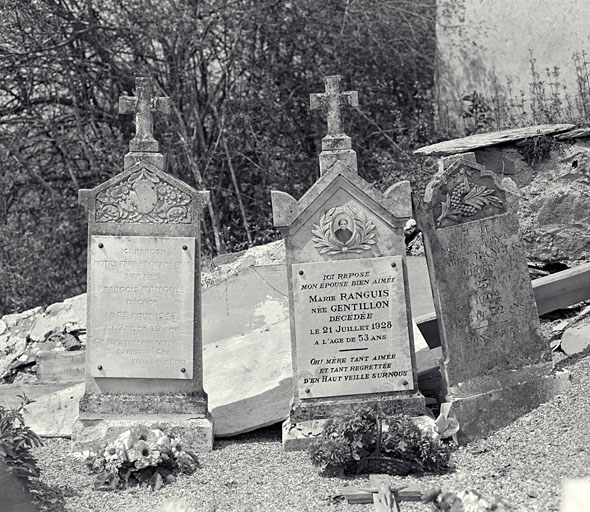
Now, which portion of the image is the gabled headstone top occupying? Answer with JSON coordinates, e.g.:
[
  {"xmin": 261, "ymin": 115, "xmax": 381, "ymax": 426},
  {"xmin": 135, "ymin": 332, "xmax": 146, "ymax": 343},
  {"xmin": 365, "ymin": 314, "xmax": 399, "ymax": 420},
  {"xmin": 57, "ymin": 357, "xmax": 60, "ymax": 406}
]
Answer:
[
  {"xmin": 119, "ymin": 76, "xmax": 171, "ymax": 153},
  {"xmin": 310, "ymin": 75, "xmax": 358, "ymax": 153}
]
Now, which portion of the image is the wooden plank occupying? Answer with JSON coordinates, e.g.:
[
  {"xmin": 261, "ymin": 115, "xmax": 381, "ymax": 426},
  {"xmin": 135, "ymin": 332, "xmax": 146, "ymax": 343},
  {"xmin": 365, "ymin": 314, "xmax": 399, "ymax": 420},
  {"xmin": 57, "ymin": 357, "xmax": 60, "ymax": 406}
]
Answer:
[
  {"xmin": 339, "ymin": 477, "xmax": 424, "ymax": 504},
  {"xmin": 415, "ymin": 312, "xmax": 440, "ymax": 350},
  {"xmin": 532, "ymin": 262, "xmax": 590, "ymax": 316},
  {"xmin": 415, "ymin": 263, "xmax": 590, "ymax": 349}
]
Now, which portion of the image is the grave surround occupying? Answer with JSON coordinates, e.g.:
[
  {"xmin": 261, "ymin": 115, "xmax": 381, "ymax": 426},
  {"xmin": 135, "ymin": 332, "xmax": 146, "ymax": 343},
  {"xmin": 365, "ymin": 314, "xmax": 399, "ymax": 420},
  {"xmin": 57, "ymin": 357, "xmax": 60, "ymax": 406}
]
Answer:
[
  {"xmin": 72, "ymin": 76, "xmax": 213, "ymax": 452},
  {"xmin": 415, "ymin": 152, "xmax": 571, "ymax": 443},
  {"xmin": 272, "ymin": 75, "xmax": 425, "ymax": 450}
]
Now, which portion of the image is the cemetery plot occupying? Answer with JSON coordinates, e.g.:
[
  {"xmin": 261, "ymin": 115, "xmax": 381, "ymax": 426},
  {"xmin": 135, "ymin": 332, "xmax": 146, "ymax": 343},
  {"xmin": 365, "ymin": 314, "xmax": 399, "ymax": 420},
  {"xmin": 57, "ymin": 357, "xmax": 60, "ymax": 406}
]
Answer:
[
  {"xmin": 89, "ymin": 235, "xmax": 194, "ymax": 379},
  {"xmin": 293, "ymin": 257, "xmax": 413, "ymax": 398}
]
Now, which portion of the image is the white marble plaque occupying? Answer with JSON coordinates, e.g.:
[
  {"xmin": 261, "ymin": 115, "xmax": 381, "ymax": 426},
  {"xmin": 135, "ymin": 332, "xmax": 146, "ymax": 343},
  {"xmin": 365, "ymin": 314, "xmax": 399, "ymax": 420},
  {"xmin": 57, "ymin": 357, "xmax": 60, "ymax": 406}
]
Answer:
[
  {"xmin": 293, "ymin": 256, "xmax": 413, "ymax": 399},
  {"xmin": 89, "ymin": 235, "xmax": 195, "ymax": 379}
]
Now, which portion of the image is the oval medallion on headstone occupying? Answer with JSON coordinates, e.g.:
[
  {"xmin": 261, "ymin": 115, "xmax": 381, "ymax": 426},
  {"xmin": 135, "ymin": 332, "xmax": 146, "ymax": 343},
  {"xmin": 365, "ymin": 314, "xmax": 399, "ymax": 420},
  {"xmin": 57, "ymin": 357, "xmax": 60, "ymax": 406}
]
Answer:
[{"xmin": 132, "ymin": 179, "xmax": 158, "ymax": 213}]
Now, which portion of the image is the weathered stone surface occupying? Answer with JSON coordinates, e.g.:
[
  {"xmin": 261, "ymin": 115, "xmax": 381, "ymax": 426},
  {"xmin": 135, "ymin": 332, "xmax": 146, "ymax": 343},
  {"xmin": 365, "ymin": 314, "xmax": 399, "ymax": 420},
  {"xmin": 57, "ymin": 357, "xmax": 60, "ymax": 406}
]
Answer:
[
  {"xmin": 309, "ymin": 75, "xmax": 358, "ymax": 155},
  {"xmin": 88, "ymin": 235, "xmax": 195, "ymax": 379},
  {"xmin": 417, "ymin": 152, "xmax": 566, "ymax": 443},
  {"xmin": 428, "ymin": 138, "xmax": 590, "ymax": 266},
  {"xmin": 0, "ymin": 306, "xmax": 43, "ymax": 381},
  {"xmin": 36, "ymin": 351, "xmax": 85, "ymax": 383},
  {"xmin": 517, "ymin": 143, "xmax": 590, "ymax": 266},
  {"xmin": 451, "ymin": 370, "xmax": 571, "ymax": 444},
  {"xmin": 29, "ymin": 294, "xmax": 86, "ymax": 343},
  {"xmin": 22, "ymin": 383, "xmax": 84, "ymax": 437},
  {"xmin": 0, "ymin": 240, "xmax": 436, "ymax": 438},
  {"xmin": 418, "ymin": 154, "xmax": 550, "ymax": 385},
  {"xmin": 204, "ymin": 320, "xmax": 291, "ymax": 436},
  {"xmin": 561, "ymin": 322, "xmax": 590, "ymax": 356},
  {"xmin": 414, "ymin": 124, "xmax": 574, "ymax": 156},
  {"xmin": 72, "ymin": 413, "xmax": 213, "ymax": 453},
  {"xmin": 119, "ymin": 76, "xmax": 171, "ymax": 153}
]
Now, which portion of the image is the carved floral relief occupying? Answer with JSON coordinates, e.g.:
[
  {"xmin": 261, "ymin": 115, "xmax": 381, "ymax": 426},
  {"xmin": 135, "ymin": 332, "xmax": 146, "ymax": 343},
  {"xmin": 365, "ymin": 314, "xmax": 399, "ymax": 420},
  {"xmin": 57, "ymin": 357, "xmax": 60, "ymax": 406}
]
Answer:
[
  {"xmin": 312, "ymin": 205, "xmax": 376, "ymax": 255},
  {"xmin": 95, "ymin": 168, "xmax": 192, "ymax": 224},
  {"xmin": 436, "ymin": 179, "xmax": 503, "ymax": 227}
]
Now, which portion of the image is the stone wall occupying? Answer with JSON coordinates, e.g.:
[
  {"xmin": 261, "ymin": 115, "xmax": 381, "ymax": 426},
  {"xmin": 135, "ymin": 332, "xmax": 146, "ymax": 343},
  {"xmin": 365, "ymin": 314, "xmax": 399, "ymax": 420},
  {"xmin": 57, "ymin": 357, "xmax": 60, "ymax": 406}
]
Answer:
[
  {"xmin": 436, "ymin": 0, "xmax": 590, "ymax": 135},
  {"xmin": 474, "ymin": 140, "xmax": 590, "ymax": 267}
]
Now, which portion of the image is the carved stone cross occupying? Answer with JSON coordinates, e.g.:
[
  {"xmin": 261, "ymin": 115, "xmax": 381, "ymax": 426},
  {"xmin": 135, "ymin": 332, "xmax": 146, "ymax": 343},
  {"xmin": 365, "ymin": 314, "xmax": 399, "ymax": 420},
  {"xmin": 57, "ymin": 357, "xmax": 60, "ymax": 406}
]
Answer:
[
  {"xmin": 310, "ymin": 75, "xmax": 358, "ymax": 140},
  {"xmin": 119, "ymin": 76, "xmax": 171, "ymax": 153}
]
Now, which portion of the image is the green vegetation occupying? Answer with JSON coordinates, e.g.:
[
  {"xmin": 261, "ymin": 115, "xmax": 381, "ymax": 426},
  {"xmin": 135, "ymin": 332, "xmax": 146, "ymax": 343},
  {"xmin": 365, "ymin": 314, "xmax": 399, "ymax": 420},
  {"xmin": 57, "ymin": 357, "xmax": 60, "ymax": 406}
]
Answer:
[
  {"xmin": 460, "ymin": 51, "xmax": 590, "ymax": 134},
  {"xmin": 0, "ymin": 394, "xmax": 43, "ymax": 486},
  {"xmin": 308, "ymin": 407, "xmax": 452, "ymax": 477}
]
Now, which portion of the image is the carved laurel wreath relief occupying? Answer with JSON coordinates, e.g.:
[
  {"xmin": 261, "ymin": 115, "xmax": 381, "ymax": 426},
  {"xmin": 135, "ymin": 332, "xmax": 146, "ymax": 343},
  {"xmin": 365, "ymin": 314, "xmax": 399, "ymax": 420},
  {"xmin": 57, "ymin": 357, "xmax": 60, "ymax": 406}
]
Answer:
[
  {"xmin": 436, "ymin": 178, "xmax": 503, "ymax": 227},
  {"xmin": 312, "ymin": 205, "xmax": 376, "ymax": 255},
  {"xmin": 95, "ymin": 168, "xmax": 192, "ymax": 224}
]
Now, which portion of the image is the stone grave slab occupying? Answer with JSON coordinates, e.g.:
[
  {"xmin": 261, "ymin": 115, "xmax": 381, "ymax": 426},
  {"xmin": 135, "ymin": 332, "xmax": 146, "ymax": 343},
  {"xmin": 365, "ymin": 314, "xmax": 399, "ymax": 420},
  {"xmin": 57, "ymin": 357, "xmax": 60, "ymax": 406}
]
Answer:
[
  {"xmin": 72, "ymin": 76, "xmax": 213, "ymax": 452},
  {"xmin": 272, "ymin": 75, "xmax": 425, "ymax": 450},
  {"xmin": 292, "ymin": 256, "xmax": 413, "ymax": 399},
  {"xmin": 89, "ymin": 235, "xmax": 195, "ymax": 379},
  {"xmin": 416, "ymin": 152, "xmax": 571, "ymax": 443}
]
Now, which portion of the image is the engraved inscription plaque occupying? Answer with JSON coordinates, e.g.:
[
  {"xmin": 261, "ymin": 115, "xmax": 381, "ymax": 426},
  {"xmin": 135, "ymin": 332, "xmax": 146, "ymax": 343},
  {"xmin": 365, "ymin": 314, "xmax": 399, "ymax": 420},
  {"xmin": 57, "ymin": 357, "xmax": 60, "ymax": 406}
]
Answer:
[
  {"xmin": 293, "ymin": 256, "xmax": 413, "ymax": 399},
  {"xmin": 89, "ymin": 235, "xmax": 195, "ymax": 379}
]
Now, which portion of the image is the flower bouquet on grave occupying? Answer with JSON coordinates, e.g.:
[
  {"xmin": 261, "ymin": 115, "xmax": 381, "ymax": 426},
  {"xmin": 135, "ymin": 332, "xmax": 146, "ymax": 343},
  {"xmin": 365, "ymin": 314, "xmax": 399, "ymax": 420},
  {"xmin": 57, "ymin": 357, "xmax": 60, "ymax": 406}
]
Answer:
[
  {"xmin": 309, "ymin": 407, "xmax": 456, "ymax": 477},
  {"xmin": 84, "ymin": 425, "xmax": 199, "ymax": 491}
]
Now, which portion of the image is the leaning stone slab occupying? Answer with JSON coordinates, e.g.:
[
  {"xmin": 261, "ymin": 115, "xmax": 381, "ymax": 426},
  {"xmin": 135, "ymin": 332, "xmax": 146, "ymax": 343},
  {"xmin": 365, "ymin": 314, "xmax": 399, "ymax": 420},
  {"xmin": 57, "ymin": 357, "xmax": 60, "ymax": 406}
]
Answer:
[
  {"xmin": 204, "ymin": 319, "xmax": 292, "ymax": 436},
  {"xmin": 36, "ymin": 350, "xmax": 85, "ymax": 383},
  {"xmin": 414, "ymin": 124, "xmax": 574, "ymax": 156},
  {"xmin": 22, "ymin": 383, "xmax": 84, "ymax": 437},
  {"xmin": 0, "ymin": 383, "xmax": 74, "ymax": 410}
]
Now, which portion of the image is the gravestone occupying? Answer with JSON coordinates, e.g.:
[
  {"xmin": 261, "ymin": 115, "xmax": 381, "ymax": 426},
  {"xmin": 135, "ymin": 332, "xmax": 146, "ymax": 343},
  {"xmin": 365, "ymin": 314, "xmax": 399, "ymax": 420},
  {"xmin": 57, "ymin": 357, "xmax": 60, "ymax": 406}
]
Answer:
[
  {"xmin": 72, "ymin": 76, "xmax": 213, "ymax": 451},
  {"xmin": 272, "ymin": 75, "xmax": 425, "ymax": 450},
  {"xmin": 416, "ymin": 152, "xmax": 570, "ymax": 443}
]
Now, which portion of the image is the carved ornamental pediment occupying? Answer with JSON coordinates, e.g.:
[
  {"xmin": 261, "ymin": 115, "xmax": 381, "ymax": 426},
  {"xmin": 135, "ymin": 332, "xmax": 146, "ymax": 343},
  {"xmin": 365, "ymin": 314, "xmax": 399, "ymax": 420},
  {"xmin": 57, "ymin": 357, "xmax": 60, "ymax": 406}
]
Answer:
[{"xmin": 95, "ymin": 165, "xmax": 192, "ymax": 224}]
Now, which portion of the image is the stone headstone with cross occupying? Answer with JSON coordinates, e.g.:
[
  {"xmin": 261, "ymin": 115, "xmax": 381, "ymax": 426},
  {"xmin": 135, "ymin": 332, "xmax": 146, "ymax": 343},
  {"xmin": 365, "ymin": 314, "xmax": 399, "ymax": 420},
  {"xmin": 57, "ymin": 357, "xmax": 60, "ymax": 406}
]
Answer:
[
  {"xmin": 72, "ymin": 76, "xmax": 213, "ymax": 452},
  {"xmin": 272, "ymin": 75, "xmax": 425, "ymax": 450},
  {"xmin": 415, "ymin": 152, "xmax": 570, "ymax": 443}
]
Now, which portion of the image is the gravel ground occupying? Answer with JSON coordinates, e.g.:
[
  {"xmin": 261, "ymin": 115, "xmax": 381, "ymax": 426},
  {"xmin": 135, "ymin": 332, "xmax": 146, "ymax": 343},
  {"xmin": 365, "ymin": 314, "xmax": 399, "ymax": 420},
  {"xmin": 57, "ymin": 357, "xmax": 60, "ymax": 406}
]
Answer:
[{"xmin": 29, "ymin": 352, "xmax": 590, "ymax": 512}]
